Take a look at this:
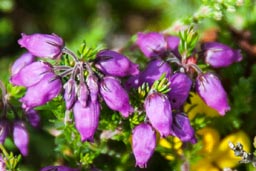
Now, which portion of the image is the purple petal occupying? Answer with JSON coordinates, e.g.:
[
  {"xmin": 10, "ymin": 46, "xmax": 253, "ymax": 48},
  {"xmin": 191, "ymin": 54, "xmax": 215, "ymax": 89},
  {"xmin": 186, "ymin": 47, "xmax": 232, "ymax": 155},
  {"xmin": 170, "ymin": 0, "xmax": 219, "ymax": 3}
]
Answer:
[
  {"xmin": 20, "ymin": 72, "xmax": 62, "ymax": 110},
  {"xmin": 11, "ymin": 61, "xmax": 52, "ymax": 87},
  {"xmin": 166, "ymin": 35, "xmax": 180, "ymax": 58},
  {"xmin": 136, "ymin": 32, "xmax": 167, "ymax": 58},
  {"xmin": 170, "ymin": 113, "xmax": 196, "ymax": 143},
  {"xmin": 64, "ymin": 79, "xmax": 77, "ymax": 110},
  {"xmin": 11, "ymin": 53, "xmax": 35, "ymax": 76},
  {"xmin": 196, "ymin": 73, "xmax": 230, "ymax": 115},
  {"xmin": 96, "ymin": 50, "xmax": 139, "ymax": 77},
  {"xmin": 100, "ymin": 76, "xmax": 133, "ymax": 117},
  {"xmin": 139, "ymin": 58, "xmax": 172, "ymax": 86},
  {"xmin": 13, "ymin": 121, "xmax": 29, "ymax": 156},
  {"xmin": 132, "ymin": 123, "xmax": 156, "ymax": 168},
  {"xmin": 25, "ymin": 109, "xmax": 40, "ymax": 127},
  {"xmin": 202, "ymin": 42, "xmax": 242, "ymax": 68},
  {"xmin": 86, "ymin": 75, "xmax": 99, "ymax": 103},
  {"xmin": 77, "ymin": 82, "xmax": 89, "ymax": 107},
  {"xmin": 168, "ymin": 73, "xmax": 192, "ymax": 109},
  {"xmin": 73, "ymin": 100, "xmax": 100, "ymax": 142},
  {"xmin": 144, "ymin": 92, "xmax": 172, "ymax": 137},
  {"xmin": 18, "ymin": 33, "xmax": 64, "ymax": 59}
]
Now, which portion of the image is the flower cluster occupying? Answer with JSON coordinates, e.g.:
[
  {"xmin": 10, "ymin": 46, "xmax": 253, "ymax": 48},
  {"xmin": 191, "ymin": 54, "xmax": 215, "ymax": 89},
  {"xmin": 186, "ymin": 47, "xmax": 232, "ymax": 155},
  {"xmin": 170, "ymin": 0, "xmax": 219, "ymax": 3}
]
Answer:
[
  {"xmin": 130, "ymin": 31, "xmax": 242, "ymax": 167},
  {"xmin": 7, "ymin": 30, "xmax": 242, "ymax": 169}
]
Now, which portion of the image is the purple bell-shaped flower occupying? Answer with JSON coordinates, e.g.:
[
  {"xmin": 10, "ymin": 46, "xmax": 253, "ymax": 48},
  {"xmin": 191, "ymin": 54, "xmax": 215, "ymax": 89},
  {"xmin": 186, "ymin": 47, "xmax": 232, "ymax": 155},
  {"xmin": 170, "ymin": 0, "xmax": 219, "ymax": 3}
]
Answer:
[
  {"xmin": 170, "ymin": 113, "xmax": 196, "ymax": 143},
  {"xmin": 0, "ymin": 121, "xmax": 9, "ymax": 144},
  {"xmin": 63, "ymin": 78, "xmax": 77, "ymax": 110},
  {"xmin": 132, "ymin": 123, "xmax": 156, "ymax": 168},
  {"xmin": 40, "ymin": 165, "xmax": 80, "ymax": 171},
  {"xmin": 73, "ymin": 100, "xmax": 100, "ymax": 142},
  {"xmin": 25, "ymin": 109, "xmax": 41, "ymax": 127},
  {"xmin": 168, "ymin": 73, "xmax": 192, "ymax": 109},
  {"xmin": 100, "ymin": 76, "xmax": 133, "ymax": 117},
  {"xmin": 140, "ymin": 58, "xmax": 172, "ymax": 86},
  {"xmin": 13, "ymin": 121, "xmax": 29, "ymax": 156},
  {"xmin": 136, "ymin": 32, "xmax": 167, "ymax": 58},
  {"xmin": 196, "ymin": 73, "xmax": 230, "ymax": 115},
  {"xmin": 20, "ymin": 72, "xmax": 62, "ymax": 110},
  {"xmin": 202, "ymin": 42, "xmax": 242, "ymax": 68},
  {"xmin": 18, "ymin": 33, "xmax": 64, "ymax": 59},
  {"xmin": 144, "ymin": 92, "xmax": 172, "ymax": 137},
  {"xmin": 86, "ymin": 75, "xmax": 99, "ymax": 103},
  {"xmin": 77, "ymin": 82, "xmax": 89, "ymax": 107},
  {"xmin": 166, "ymin": 35, "xmax": 180, "ymax": 58},
  {"xmin": 11, "ymin": 52, "xmax": 35, "ymax": 76},
  {"xmin": 11, "ymin": 61, "xmax": 52, "ymax": 87},
  {"xmin": 95, "ymin": 50, "xmax": 139, "ymax": 77}
]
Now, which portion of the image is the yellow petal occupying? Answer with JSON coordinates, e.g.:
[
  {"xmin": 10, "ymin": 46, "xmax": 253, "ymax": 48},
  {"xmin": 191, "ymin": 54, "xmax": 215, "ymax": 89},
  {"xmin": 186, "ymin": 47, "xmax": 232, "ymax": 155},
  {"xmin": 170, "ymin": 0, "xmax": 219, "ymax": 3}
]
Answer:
[
  {"xmin": 197, "ymin": 127, "xmax": 220, "ymax": 154},
  {"xmin": 191, "ymin": 159, "xmax": 220, "ymax": 171},
  {"xmin": 215, "ymin": 131, "xmax": 250, "ymax": 169}
]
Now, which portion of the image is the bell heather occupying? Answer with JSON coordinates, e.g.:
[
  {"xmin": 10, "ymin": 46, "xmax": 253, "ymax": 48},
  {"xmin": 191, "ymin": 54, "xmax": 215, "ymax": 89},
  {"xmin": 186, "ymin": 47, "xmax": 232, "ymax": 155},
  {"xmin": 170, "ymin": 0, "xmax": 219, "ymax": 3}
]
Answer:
[
  {"xmin": 20, "ymin": 72, "xmax": 62, "ymax": 110},
  {"xmin": 168, "ymin": 73, "xmax": 192, "ymax": 109},
  {"xmin": 132, "ymin": 123, "xmax": 156, "ymax": 168},
  {"xmin": 13, "ymin": 121, "xmax": 29, "ymax": 156},
  {"xmin": 73, "ymin": 100, "xmax": 100, "ymax": 142},
  {"xmin": 11, "ymin": 52, "xmax": 35, "ymax": 76},
  {"xmin": 18, "ymin": 33, "xmax": 64, "ymax": 59},
  {"xmin": 144, "ymin": 92, "xmax": 172, "ymax": 137},
  {"xmin": 86, "ymin": 75, "xmax": 99, "ymax": 103},
  {"xmin": 25, "ymin": 109, "xmax": 41, "ymax": 128},
  {"xmin": 171, "ymin": 113, "xmax": 196, "ymax": 143},
  {"xmin": 77, "ymin": 82, "xmax": 89, "ymax": 107},
  {"xmin": 11, "ymin": 61, "xmax": 52, "ymax": 87},
  {"xmin": 95, "ymin": 50, "xmax": 139, "ymax": 77},
  {"xmin": 64, "ymin": 78, "xmax": 77, "ymax": 110},
  {"xmin": 196, "ymin": 73, "xmax": 230, "ymax": 115},
  {"xmin": 136, "ymin": 32, "xmax": 167, "ymax": 58},
  {"xmin": 202, "ymin": 42, "xmax": 242, "ymax": 68},
  {"xmin": 139, "ymin": 58, "xmax": 172, "ymax": 86},
  {"xmin": 100, "ymin": 76, "xmax": 133, "ymax": 117}
]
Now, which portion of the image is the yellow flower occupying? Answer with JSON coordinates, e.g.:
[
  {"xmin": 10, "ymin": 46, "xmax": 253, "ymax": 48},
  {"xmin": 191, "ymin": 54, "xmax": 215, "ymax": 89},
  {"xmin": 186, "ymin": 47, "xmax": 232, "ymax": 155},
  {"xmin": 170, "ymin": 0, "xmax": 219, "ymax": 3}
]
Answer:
[
  {"xmin": 191, "ymin": 127, "xmax": 250, "ymax": 171},
  {"xmin": 158, "ymin": 137, "xmax": 183, "ymax": 160}
]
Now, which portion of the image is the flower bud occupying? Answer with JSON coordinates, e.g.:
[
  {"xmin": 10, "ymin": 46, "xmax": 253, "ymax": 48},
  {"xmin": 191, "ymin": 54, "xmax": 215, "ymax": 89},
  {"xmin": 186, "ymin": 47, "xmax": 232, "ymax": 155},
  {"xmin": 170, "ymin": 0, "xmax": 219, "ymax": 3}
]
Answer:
[
  {"xmin": 168, "ymin": 73, "xmax": 192, "ymax": 109},
  {"xmin": 63, "ymin": 79, "xmax": 77, "ymax": 110},
  {"xmin": 202, "ymin": 42, "xmax": 242, "ymax": 68},
  {"xmin": 96, "ymin": 50, "xmax": 139, "ymax": 77},
  {"xmin": 77, "ymin": 82, "xmax": 89, "ymax": 107},
  {"xmin": 41, "ymin": 165, "xmax": 80, "ymax": 171},
  {"xmin": 196, "ymin": 73, "xmax": 230, "ymax": 115},
  {"xmin": 11, "ymin": 61, "xmax": 52, "ymax": 87},
  {"xmin": 132, "ymin": 123, "xmax": 156, "ymax": 168},
  {"xmin": 20, "ymin": 72, "xmax": 62, "ymax": 110},
  {"xmin": 73, "ymin": 100, "xmax": 100, "ymax": 142},
  {"xmin": 25, "ymin": 109, "xmax": 40, "ymax": 127},
  {"xmin": 11, "ymin": 53, "xmax": 35, "ymax": 76},
  {"xmin": 136, "ymin": 32, "xmax": 167, "ymax": 58},
  {"xmin": 171, "ymin": 113, "xmax": 196, "ymax": 143},
  {"xmin": 18, "ymin": 33, "xmax": 64, "ymax": 59},
  {"xmin": 0, "ymin": 121, "xmax": 9, "ymax": 144},
  {"xmin": 86, "ymin": 75, "xmax": 99, "ymax": 103},
  {"xmin": 13, "ymin": 121, "xmax": 29, "ymax": 156},
  {"xmin": 100, "ymin": 76, "xmax": 133, "ymax": 117},
  {"xmin": 144, "ymin": 92, "xmax": 172, "ymax": 137},
  {"xmin": 140, "ymin": 58, "xmax": 172, "ymax": 86}
]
